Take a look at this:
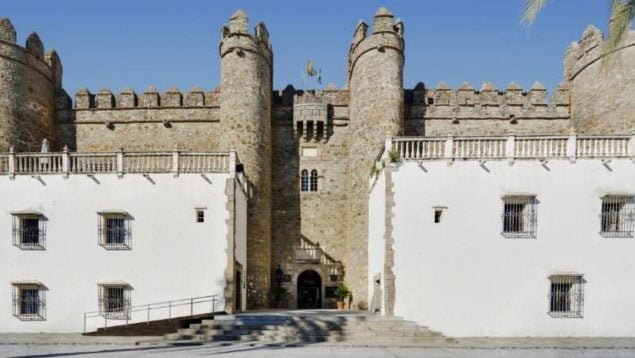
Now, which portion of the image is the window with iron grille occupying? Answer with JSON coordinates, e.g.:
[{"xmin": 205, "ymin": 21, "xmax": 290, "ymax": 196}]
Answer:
[
  {"xmin": 11, "ymin": 213, "xmax": 46, "ymax": 250},
  {"xmin": 195, "ymin": 208, "xmax": 205, "ymax": 223},
  {"xmin": 98, "ymin": 284, "xmax": 131, "ymax": 320},
  {"xmin": 12, "ymin": 283, "xmax": 46, "ymax": 321},
  {"xmin": 548, "ymin": 275, "xmax": 584, "ymax": 318},
  {"xmin": 501, "ymin": 195, "xmax": 537, "ymax": 238},
  {"xmin": 300, "ymin": 169, "xmax": 309, "ymax": 192},
  {"xmin": 98, "ymin": 212, "xmax": 131, "ymax": 249},
  {"xmin": 600, "ymin": 195, "xmax": 634, "ymax": 238},
  {"xmin": 310, "ymin": 169, "xmax": 318, "ymax": 192}
]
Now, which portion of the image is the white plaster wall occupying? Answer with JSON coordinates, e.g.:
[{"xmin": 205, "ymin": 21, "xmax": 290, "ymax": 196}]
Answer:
[
  {"xmin": 0, "ymin": 172, "xmax": 231, "ymax": 333},
  {"xmin": 391, "ymin": 159, "xmax": 635, "ymax": 337},
  {"xmin": 368, "ymin": 171, "xmax": 386, "ymax": 314},
  {"xmin": 235, "ymin": 182, "xmax": 248, "ymax": 311}
]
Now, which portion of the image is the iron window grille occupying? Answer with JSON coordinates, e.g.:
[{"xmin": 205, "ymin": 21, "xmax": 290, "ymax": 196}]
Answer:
[
  {"xmin": 301, "ymin": 169, "xmax": 309, "ymax": 192},
  {"xmin": 98, "ymin": 284, "xmax": 131, "ymax": 320},
  {"xmin": 12, "ymin": 213, "xmax": 46, "ymax": 250},
  {"xmin": 98, "ymin": 212, "xmax": 131, "ymax": 250},
  {"xmin": 600, "ymin": 195, "xmax": 634, "ymax": 238},
  {"xmin": 501, "ymin": 195, "xmax": 537, "ymax": 238},
  {"xmin": 12, "ymin": 283, "xmax": 46, "ymax": 321},
  {"xmin": 310, "ymin": 169, "xmax": 318, "ymax": 192},
  {"xmin": 548, "ymin": 275, "xmax": 584, "ymax": 318}
]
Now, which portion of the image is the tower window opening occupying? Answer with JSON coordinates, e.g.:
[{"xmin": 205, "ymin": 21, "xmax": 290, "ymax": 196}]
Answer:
[
  {"xmin": 310, "ymin": 169, "xmax": 318, "ymax": 192},
  {"xmin": 306, "ymin": 122, "xmax": 314, "ymax": 139},
  {"xmin": 317, "ymin": 122, "xmax": 324, "ymax": 139},
  {"xmin": 296, "ymin": 122, "xmax": 303, "ymax": 136},
  {"xmin": 301, "ymin": 169, "xmax": 309, "ymax": 192}
]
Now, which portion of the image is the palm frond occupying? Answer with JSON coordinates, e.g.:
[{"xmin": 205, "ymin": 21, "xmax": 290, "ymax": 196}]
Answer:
[
  {"xmin": 604, "ymin": 0, "xmax": 635, "ymax": 56},
  {"xmin": 521, "ymin": 0, "xmax": 549, "ymax": 25}
]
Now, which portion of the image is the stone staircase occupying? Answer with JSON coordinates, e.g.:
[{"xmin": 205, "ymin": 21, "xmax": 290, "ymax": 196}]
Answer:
[{"xmin": 164, "ymin": 310, "xmax": 455, "ymax": 346}]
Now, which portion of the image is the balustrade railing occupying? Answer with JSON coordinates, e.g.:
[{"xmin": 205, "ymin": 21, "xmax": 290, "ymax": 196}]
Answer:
[
  {"xmin": 515, "ymin": 136, "xmax": 569, "ymax": 158},
  {"xmin": 179, "ymin": 153, "xmax": 230, "ymax": 173},
  {"xmin": 70, "ymin": 153, "xmax": 117, "ymax": 173},
  {"xmin": 394, "ymin": 137, "xmax": 445, "ymax": 160},
  {"xmin": 83, "ymin": 294, "xmax": 219, "ymax": 333},
  {"xmin": 15, "ymin": 153, "xmax": 63, "ymax": 174},
  {"xmin": 124, "ymin": 153, "xmax": 172, "ymax": 173},
  {"xmin": 454, "ymin": 137, "xmax": 506, "ymax": 159},
  {"xmin": 576, "ymin": 136, "xmax": 631, "ymax": 158},
  {"xmin": 0, "ymin": 149, "xmax": 236, "ymax": 176},
  {"xmin": 391, "ymin": 133, "xmax": 634, "ymax": 161}
]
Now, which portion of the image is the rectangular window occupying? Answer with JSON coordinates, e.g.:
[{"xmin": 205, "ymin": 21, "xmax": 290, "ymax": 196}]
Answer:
[
  {"xmin": 434, "ymin": 208, "xmax": 444, "ymax": 223},
  {"xmin": 98, "ymin": 284, "xmax": 131, "ymax": 320},
  {"xmin": 196, "ymin": 208, "xmax": 205, "ymax": 223},
  {"xmin": 548, "ymin": 275, "xmax": 584, "ymax": 318},
  {"xmin": 12, "ymin": 283, "xmax": 46, "ymax": 321},
  {"xmin": 600, "ymin": 195, "xmax": 634, "ymax": 238},
  {"xmin": 12, "ymin": 213, "xmax": 46, "ymax": 249},
  {"xmin": 98, "ymin": 212, "xmax": 131, "ymax": 249},
  {"xmin": 502, "ymin": 195, "xmax": 537, "ymax": 238}
]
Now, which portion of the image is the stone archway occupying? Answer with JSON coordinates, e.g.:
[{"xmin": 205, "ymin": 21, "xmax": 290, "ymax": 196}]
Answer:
[{"xmin": 297, "ymin": 270, "xmax": 322, "ymax": 309}]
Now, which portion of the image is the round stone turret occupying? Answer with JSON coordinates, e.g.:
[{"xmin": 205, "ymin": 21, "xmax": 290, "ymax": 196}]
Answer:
[
  {"xmin": 0, "ymin": 18, "xmax": 60, "ymax": 151},
  {"xmin": 565, "ymin": 24, "xmax": 635, "ymax": 133},
  {"xmin": 219, "ymin": 10, "xmax": 273, "ymax": 310},
  {"xmin": 346, "ymin": 7, "xmax": 405, "ymax": 311}
]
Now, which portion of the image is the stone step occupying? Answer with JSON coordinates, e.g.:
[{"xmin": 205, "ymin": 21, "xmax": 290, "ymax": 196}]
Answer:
[{"xmin": 166, "ymin": 312, "xmax": 448, "ymax": 345}]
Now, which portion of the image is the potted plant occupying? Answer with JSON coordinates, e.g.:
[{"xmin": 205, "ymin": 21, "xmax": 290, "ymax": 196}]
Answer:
[
  {"xmin": 334, "ymin": 284, "xmax": 352, "ymax": 310},
  {"xmin": 270, "ymin": 285, "xmax": 288, "ymax": 309}
]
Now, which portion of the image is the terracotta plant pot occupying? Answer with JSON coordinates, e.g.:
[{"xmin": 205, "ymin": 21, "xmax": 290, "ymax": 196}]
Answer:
[{"xmin": 336, "ymin": 301, "xmax": 345, "ymax": 310}]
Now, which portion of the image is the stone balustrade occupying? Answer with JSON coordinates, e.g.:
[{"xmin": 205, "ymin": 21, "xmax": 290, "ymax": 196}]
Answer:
[
  {"xmin": 0, "ymin": 148, "xmax": 238, "ymax": 177},
  {"xmin": 389, "ymin": 132, "xmax": 635, "ymax": 162}
]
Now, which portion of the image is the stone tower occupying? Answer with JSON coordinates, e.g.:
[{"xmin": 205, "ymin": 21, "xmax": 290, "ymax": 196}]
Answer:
[
  {"xmin": 219, "ymin": 10, "xmax": 273, "ymax": 309},
  {"xmin": 564, "ymin": 24, "xmax": 635, "ymax": 134},
  {"xmin": 346, "ymin": 7, "xmax": 404, "ymax": 309},
  {"xmin": 0, "ymin": 18, "xmax": 62, "ymax": 151}
]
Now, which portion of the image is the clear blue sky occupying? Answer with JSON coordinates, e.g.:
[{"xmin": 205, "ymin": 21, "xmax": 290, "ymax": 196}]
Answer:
[{"xmin": 3, "ymin": 1, "xmax": 624, "ymax": 96}]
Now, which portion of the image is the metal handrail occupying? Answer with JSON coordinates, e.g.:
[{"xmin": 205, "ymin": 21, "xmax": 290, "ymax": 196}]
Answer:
[{"xmin": 83, "ymin": 294, "xmax": 219, "ymax": 333}]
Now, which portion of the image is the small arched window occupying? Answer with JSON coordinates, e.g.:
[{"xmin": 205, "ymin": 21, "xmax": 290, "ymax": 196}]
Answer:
[
  {"xmin": 301, "ymin": 170, "xmax": 309, "ymax": 192},
  {"xmin": 310, "ymin": 169, "xmax": 318, "ymax": 192}
]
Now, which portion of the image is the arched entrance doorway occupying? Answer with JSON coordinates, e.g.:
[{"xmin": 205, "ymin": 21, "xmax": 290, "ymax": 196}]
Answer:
[{"xmin": 297, "ymin": 270, "xmax": 322, "ymax": 309}]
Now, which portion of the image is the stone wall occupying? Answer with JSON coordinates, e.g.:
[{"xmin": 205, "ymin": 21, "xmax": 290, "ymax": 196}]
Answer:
[
  {"xmin": 347, "ymin": 8, "xmax": 405, "ymax": 309},
  {"xmin": 218, "ymin": 10, "xmax": 273, "ymax": 309},
  {"xmin": 0, "ymin": 18, "xmax": 59, "ymax": 151},
  {"xmin": 60, "ymin": 87, "xmax": 222, "ymax": 151},
  {"xmin": 270, "ymin": 89, "xmax": 350, "ymax": 298},
  {"xmin": 565, "ymin": 26, "xmax": 635, "ymax": 134},
  {"xmin": 404, "ymin": 81, "xmax": 572, "ymax": 136}
]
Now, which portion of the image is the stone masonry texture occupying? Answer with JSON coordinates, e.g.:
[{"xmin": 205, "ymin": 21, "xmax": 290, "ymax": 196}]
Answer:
[{"xmin": 0, "ymin": 9, "xmax": 633, "ymax": 310}]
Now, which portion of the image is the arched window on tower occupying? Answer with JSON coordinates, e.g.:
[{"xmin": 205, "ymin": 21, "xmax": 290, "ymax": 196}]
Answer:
[
  {"xmin": 310, "ymin": 169, "xmax": 318, "ymax": 192},
  {"xmin": 301, "ymin": 170, "xmax": 309, "ymax": 192}
]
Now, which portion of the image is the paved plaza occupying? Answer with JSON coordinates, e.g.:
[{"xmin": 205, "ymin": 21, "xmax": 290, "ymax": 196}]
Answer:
[
  {"xmin": 2, "ymin": 343, "xmax": 635, "ymax": 357},
  {"xmin": 3, "ymin": 335, "xmax": 635, "ymax": 357}
]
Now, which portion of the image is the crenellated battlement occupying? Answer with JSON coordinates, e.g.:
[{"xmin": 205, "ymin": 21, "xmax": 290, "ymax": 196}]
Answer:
[
  {"xmin": 219, "ymin": 9, "xmax": 272, "ymax": 68},
  {"xmin": 0, "ymin": 18, "xmax": 60, "ymax": 86},
  {"xmin": 0, "ymin": 17, "xmax": 61, "ymax": 151},
  {"xmin": 273, "ymin": 84, "xmax": 350, "ymax": 106},
  {"xmin": 74, "ymin": 86, "xmax": 220, "ymax": 110},
  {"xmin": 564, "ymin": 25, "xmax": 635, "ymax": 81},
  {"xmin": 348, "ymin": 7, "xmax": 404, "ymax": 81},
  {"xmin": 407, "ymin": 80, "xmax": 570, "ymax": 120}
]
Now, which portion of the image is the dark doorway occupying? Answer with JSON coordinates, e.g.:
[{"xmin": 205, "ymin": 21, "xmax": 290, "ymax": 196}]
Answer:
[{"xmin": 297, "ymin": 270, "xmax": 322, "ymax": 309}]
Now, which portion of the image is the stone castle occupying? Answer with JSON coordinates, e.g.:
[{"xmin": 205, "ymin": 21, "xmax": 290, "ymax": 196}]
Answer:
[{"xmin": 0, "ymin": 7, "xmax": 633, "ymax": 310}]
